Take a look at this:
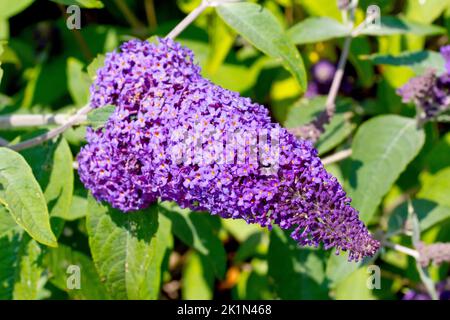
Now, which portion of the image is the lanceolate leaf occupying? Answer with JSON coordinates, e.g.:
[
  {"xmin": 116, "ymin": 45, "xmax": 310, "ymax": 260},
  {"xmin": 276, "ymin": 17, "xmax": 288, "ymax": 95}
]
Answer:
[
  {"xmin": 288, "ymin": 17, "xmax": 351, "ymax": 45},
  {"xmin": 216, "ymin": 2, "xmax": 307, "ymax": 91},
  {"xmin": 86, "ymin": 196, "xmax": 173, "ymax": 300},
  {"xmin": 347, "ymin": 115, "xmax": 425, "ymax": 223},
  {"xmin": 0, "ymin": 148, "xmax": 57, "ymax": 247},
  {"xmin": 364, "ymin": 50, "xmax": 446, "ymax": 75},
  {"xmin": 160, "ymin": 202, "xmax": 227, "ymax": 280}
]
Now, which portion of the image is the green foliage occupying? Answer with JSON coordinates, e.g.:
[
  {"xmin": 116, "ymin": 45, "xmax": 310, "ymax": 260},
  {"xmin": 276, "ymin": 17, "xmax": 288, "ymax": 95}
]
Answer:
[
  {"xmin": 181, "ymin": 251, "xmax": 214, "ymax": 300},
  {"xmin": 217, "ymin": 2, "xmax": 307, "ymax": 91},
  {"xmin": 365, "ymin": 50, "xmax": 446, "ymax": 75},
  {"xmin": 86, "ymin": 196, "xmax": 172, "ymax": 299},
  {"xmin": 347, "ymin": 115, "xmax": 425, "ymax": 222},
  {"xmin": 0, "ymin": 148, "xmax": 57, "ymax": 247},
  {"xmin": 67, "ymin": 58, "xmax": 90, "ymax": 106},
  {"xmin": 268, "ymin": 227, "xmax": 328, "ymax": 299},
  {"xmin": 161, "ymin": 203, "xmax": 226, "ymax": 280},
  {"xmin": 359, "ymin": 16, "xmax": 445, "ymax": 36},
  {"xmin": 288, "ymin": 17, "xmax": 351, "ymax": 45},
  {"xmin": 0, "ymin": 0, "xmax": 34, "ymax": 19}
]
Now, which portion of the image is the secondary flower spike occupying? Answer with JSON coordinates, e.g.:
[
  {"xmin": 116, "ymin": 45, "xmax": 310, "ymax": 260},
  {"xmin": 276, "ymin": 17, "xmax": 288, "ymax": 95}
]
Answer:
[
  {"xmin": 78, "ymin": 38, "xmax": 379, "ymax": 261},
  {"xmin": 397, "ymin": 45, "xmax": 450, "ymax": 119}
]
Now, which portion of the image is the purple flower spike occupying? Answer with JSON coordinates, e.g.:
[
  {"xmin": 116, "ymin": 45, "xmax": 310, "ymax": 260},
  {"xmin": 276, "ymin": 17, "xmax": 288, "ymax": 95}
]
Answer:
[{"xmin": 78, "ymin": 38, "xmax": 379, "ymax": 262}]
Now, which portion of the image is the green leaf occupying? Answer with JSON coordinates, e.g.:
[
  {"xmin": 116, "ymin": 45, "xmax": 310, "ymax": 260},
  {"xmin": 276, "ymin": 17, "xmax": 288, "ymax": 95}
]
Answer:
[
  {"xmin": 347, "ymin": 115, "xmax": 425, "ymax": 223},
  {"xmin": 425, "ymin": 131, "xmax": 450, "ymax": 174},
  {"xmin": 364, "ymin": 50, "xmax": 446, "ymax": 75},
  {"xmin": 216, "ymin": 2, "xmax": 307, "ymax": 91},
  {"xmin": 325, "ymin": 253, "xmax": 361, "ymax": 287},
  {"xmin": 268, "ymin": 227, "xmax": 329, "ymax": 299},
  {"xmin": 205, "ymin": 14, "xmax": 235, "ymax": 75},
  {"xmin": 160, "ymin": 203, "xmax": 208, "ymax": 255},
  {"xmin": 87, "ymin": 54, "xmax": 105, "ymax": 80},
  {"xmin": 418, "ymin": 168, "xmax": 450, "ymax": 208},
  {"xmin": 334, "ymin": 267, "xmax": 377, "ymax": 300},
  {"xmin": 181, "ymin": 251, "xmax": 214, "ymax": 300},
  {"xmin": 0, "ymin": 148, "xmax": 57, "ymax": 247},
  {"xmin": 234, "ymin": 232, "xmax": 265, "ymax": 263},
  {"xmin": 388, "ymin": 199, "xmax": 450, "ymax": 234},
  {"xmin": 297, "ymin": 0, "xmax": 341, "ymax": 20},
  {"xmin": 0, "ymin": 0, "xmax": 34, "ymax": 19},
  {"xmin": 222, "ymin": 218, "xmax": 263, "ymax": 243},
  {"xmin": 359, "ymin": 16, "xmax": 445, "ymax": 36},
  {"xmin": 406, "ymin": 0, "xmax": 450, "ymax": 24},
  {"xmin": 0, "ymin": 207, "xmax": 43, "ymax": 300},
  {"xmin": 67, "ymin": 57, "xmax": 91, "ymax": 106},
  {"xmin": 86, "ymin": 196, "xmax": 172, "ymax": 299},
  {"xmin": 45, "ymin": 243, "xmax": 109, "ymax": 299},
  {"xmin": 0, "ymin": 42, "xmax": 3, "ymax": 85},
  {"xmin": 160, "ymin": 202, "xmax": 227, "ymax": 279},
  {"xmin": 288, "ymin": 17, "xmax": 351, "ymax": 45},
  {"xmin": 50, "ymin": 0, "xmax": 104, "ymax": 9},
  {"xmin": 20, "ymin": 137, "xmax": 74, "ymax": 221},
  {"xmin": 0, "ymin": 205, "xmax": 17, "ymax": 237},
  {"xmin": 233, "ymin": 259, "xmax": 273, "ymax": 300},
  {"xmin": 66, "ymin": 194, "xmax": 88, "ymax": 221},
  {"xmin": 284, "ymin": 97, "xmax": 355, "ymax": 155},
  {"xmin": 87, "ymin": 105, "xmax": 115, "ymax": 129}
]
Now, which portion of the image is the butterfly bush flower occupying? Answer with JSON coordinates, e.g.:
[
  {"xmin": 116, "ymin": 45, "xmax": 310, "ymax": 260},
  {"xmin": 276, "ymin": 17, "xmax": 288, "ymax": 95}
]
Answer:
[
  {"xmin": 78, "ymin": 38, "xmax": 379, "ymax": 261},
  {"xmin": 417, "ymin": 242, "xmax": 450, "ymax": 267},
  {"xmin": 397, "ymin": 45, "xmax": 450, "ymax": 119}
]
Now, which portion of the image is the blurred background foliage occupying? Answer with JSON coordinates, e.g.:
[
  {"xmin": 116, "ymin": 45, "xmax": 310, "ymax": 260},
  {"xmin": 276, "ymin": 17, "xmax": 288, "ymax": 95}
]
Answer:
[{"xmin": 0, "ymin": 0, "xmax": 449, "ymax": 300}]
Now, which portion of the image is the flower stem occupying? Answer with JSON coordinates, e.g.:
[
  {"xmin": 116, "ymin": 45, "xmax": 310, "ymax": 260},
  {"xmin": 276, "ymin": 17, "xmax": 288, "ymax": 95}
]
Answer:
[
  {"xmin": 165, "ymin": 0, "xmax": 210, "ymax": 40},
  {"xmin": 383, "ymin": 240, "xmax": 420, "ymax": 259},
  {"xmin": 0, "ymin": 114, "xmax": 74, "ymax": 128},
  {"xmin": 6, "ymin": 104, "xmax": 92, "ymax": 152},
  {"xmin": 321, "ymin": 149, "xmax": 352, "ymax": 166}
]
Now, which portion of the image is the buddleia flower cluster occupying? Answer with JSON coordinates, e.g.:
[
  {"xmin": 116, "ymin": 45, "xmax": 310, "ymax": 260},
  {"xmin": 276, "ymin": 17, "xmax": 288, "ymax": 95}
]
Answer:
[
  {"xmin": 397, "ymin": 45, "xmax": 450, "ymax": 119},
  {"xmin": 417, "ymin": 242, "xmax": 450, "ymax": 267},
  {"xmin": 77, "ymin": 38, "xmax": 379, "ymax": 261}
]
